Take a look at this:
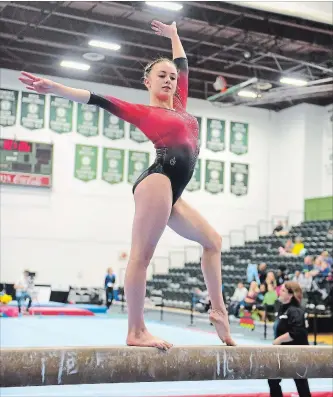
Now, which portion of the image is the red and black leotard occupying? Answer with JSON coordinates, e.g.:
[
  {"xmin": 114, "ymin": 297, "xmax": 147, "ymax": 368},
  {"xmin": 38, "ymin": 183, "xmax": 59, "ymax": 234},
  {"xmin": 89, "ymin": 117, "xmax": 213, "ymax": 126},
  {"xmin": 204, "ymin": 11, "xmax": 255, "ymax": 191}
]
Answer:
[{"xmin": 88, "ymin": 57, "xmax": 200, "ymax": 205}]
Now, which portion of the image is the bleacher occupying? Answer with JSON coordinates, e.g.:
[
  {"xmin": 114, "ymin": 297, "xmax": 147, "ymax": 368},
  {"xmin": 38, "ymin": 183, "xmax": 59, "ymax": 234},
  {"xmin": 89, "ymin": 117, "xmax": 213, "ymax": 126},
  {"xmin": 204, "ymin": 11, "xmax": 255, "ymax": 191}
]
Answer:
[{"xmin": 147, "ymin": 220, "xmax": 333, "ymax": 310}]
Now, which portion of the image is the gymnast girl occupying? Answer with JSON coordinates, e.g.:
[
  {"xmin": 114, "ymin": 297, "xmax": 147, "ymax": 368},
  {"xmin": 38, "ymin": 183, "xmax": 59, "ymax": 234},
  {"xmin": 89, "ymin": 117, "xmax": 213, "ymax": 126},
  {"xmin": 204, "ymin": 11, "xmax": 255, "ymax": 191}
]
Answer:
[{"xmin": 19, "ymin": 20, "xmax": 235, "ymax": 350}]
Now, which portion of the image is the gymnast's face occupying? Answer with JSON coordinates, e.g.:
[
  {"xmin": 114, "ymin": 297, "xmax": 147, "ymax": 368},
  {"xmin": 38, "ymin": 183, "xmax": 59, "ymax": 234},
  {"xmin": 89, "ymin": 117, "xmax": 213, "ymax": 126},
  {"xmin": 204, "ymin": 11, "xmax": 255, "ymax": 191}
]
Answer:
[{"xmin": 145, "ymin": 61, "xmax": 178, "ymax": 101}]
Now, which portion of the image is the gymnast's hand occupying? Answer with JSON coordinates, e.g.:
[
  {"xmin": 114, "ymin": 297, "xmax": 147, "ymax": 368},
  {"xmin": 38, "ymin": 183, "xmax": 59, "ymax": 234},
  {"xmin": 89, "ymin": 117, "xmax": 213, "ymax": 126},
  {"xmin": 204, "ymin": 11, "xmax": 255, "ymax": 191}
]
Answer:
[
  {"xmin": 151, "ymin": 20, "xmax": 178, "ymax": 39},
  {"xmin": 18, "ymin": 72, "xmax": 56, "ymax": 94}
]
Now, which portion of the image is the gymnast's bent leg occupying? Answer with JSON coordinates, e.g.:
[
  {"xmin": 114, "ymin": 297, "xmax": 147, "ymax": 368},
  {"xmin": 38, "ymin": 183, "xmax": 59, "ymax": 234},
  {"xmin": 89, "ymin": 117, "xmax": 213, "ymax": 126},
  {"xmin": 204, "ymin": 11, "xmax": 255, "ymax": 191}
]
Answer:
[
  {"xmin": 125, "ymin": 174, "xmax": 173, "ymax": 350},
  {"xmin": 168, "ymin": 198, "xmax": 235, "ymax": 345}
]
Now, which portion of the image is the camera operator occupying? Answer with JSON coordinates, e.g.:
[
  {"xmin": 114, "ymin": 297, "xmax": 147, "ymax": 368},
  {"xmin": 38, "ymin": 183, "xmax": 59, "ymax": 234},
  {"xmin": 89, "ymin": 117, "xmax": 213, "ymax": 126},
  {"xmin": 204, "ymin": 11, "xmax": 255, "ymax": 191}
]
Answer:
[{"xmin": 14, "ymin": 270, "xmax": 35, "ymax": 315}]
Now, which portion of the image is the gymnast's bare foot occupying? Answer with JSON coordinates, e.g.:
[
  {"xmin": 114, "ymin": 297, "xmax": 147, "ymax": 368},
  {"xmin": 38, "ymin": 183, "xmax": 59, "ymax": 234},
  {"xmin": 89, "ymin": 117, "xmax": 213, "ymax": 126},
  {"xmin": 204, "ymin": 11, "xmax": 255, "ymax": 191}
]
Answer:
[
  {"xmin": 209, "ymin": 309, "xmax": 236, "ymax": 346},
  {"xmin": 126, "ymin": 328, "xmax": 173, "ymax": 350}
]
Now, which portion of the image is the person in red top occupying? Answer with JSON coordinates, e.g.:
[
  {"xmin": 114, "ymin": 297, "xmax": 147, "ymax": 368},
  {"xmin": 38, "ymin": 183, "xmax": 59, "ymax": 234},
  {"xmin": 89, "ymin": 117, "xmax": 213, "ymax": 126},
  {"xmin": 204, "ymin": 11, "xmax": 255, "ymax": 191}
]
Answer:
[{"xmin": 19, "ymin": 20, "xmax": 234, "ymax": 349}]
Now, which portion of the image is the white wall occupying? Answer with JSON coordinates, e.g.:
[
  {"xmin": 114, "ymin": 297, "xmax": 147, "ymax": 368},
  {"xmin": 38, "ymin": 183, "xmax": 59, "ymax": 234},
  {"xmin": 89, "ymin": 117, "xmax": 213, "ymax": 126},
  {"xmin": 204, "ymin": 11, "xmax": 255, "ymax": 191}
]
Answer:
[
  {"xmin": 303, "ymin": 104, "xmax": 325, "ymax": 199},
  {"xmin": 0, "ymin": 68, "xmax": 274, "ymax": 286},
  {"xmin": 268, "ymin": 102, "xmax": 332, "ymax": 226},
  {"xmin": 268, "ymin": 105, "xmax": 306, "ymax": 224},
  {"xmin": 322, "ymin": 104, "xmax": 333, "ymax": 197}
]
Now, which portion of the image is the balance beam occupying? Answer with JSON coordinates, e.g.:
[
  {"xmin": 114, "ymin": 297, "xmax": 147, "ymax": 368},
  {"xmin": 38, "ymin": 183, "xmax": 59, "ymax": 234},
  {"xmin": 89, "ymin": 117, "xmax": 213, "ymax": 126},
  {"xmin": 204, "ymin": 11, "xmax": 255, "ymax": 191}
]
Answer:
[{"xmin": 1, "ymin": 345, "xmax": 332, "ymax": 387}]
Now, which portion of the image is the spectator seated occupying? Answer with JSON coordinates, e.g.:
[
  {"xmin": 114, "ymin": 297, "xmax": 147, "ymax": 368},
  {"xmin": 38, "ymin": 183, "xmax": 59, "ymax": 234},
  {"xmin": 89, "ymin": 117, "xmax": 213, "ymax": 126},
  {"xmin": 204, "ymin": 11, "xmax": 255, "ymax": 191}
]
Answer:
[
  {"xmin": 228, "ymin": 282, "xmax": 248, "ymax": 317},
  {"xmin": 257, "ymin": 284, "xmax": 278, "ymax": 321},
  {"xmin": 145, "ymin": 219, "xmax": 332, "ymax": 318}
]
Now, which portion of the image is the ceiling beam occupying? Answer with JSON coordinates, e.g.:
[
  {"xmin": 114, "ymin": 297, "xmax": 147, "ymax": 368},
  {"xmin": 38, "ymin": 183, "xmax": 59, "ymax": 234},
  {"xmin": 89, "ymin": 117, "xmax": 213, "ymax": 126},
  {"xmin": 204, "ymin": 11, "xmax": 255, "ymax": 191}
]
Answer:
[
  {"xmin": 2, "ymin": 16, "xmax": 318, "ymax": 80},
  {"xmin": 285, "ymin": 61, "xmax": 324, "ymax": 74},
  {"xmin": 187, "ymin": 14, "xmax": 244, "ymax": 53},
  {"xmin": 4, "ymin": 3, "xmax": 230, "ymax": 50},
  {"xmin": 0, "ymin": 31, "xmax": 256, "ymax": 81},
  {"xmin": 186, "ymin": 1, "xmax": 333, "ymax": 36},
  {"xmin": 9, "ymin": 2, "xmax": 65, "ymax": 45},
  {"xmin": 0, "ymin": 56, "xmax": 214, "ymax": 97},
  {"xmin": 7, "ymin": 1, "xmax": 331, "ymax": 59},
  {"xmin": 263, "ymin": 52, "xmax": 333, "ymax": 74},
  {"xmin": 0, "ymin": 42, "xmax": 215, "ymax": 86}
]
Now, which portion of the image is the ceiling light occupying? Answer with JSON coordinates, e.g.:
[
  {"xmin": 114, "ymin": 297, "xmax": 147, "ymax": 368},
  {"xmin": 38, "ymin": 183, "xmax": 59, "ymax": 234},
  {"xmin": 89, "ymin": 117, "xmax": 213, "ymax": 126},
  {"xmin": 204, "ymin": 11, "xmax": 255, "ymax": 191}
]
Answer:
[
  {"xmin": 256, "ymin": 81, "xmax": 272, "ymax": 91},
  {"xmin": 145, "ymin": 1, "xmax": 183, "ymax": 11},
  {"xmin": 83, "ymin": 52, "xmax": 105, "ymax": 62},
  {"xmin": 88, "ymin": 40, "xmax": 121, "ymax": 51},
  {"xmin": 280, "ymin": 77, "xmax": 307, "ymax": 86},
  {"xmin": 237, "ymin": 90, "xmax": 258, "ymax": 98},
  {"xmin": 60, "ymin": 61, "xmax": 90, "ymax": 71}
]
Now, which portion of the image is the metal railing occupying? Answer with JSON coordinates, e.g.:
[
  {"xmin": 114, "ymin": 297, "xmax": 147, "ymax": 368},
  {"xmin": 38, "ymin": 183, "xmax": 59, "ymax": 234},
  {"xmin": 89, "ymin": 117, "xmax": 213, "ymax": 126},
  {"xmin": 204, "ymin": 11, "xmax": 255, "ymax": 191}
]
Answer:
[
  {"xmin": 244, "ymin": 224, "xmax": 259, "ymax": 242},
  {"xmin": 229, "ymin": 230, "xmax": 245, "ymax": 247},
  {"xmin": 184, "ymin": 245, "xmax": 202, "ymax": 263}
]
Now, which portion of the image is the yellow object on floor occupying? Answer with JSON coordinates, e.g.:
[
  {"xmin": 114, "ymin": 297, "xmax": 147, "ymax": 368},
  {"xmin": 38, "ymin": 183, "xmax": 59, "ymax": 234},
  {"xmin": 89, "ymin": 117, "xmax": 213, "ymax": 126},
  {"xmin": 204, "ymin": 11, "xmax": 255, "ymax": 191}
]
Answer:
[
  {"xmin": 0, "ymin": 294, "xmax": 12, "ymax": 304},
  {"xmin": 308, "ymin": 334, "xmax": 333, "ymax": 345}
]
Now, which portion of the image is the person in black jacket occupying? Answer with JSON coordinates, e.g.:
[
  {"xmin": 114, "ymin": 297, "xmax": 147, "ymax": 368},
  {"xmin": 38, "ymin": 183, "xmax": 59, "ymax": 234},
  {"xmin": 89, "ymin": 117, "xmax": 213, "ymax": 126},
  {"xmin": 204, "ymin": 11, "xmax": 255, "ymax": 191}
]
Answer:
[{"xmin": 268, "ymin": 281, "xmax": 312, "ymax": 397}]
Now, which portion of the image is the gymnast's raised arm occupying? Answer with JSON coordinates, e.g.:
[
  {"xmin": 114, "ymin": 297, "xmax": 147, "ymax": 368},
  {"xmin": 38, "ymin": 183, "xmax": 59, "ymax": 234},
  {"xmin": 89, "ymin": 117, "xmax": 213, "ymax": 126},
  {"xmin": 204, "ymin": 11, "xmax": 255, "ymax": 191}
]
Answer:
[{"xmin": 150, "ymin": 20, "xmax": 188, "ymax": 108}]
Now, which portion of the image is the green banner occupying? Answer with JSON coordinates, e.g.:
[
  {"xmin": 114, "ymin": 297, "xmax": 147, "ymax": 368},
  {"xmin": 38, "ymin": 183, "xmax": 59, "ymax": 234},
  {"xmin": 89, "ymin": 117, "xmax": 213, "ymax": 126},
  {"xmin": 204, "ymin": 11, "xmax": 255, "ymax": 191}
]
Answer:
[
  {"xmin": 186, "ymin": 159, "xmax": 201, "ymax": 192},
  {"xmin": 0, "ymin": 89, "xmax": 18, "ymax": 127},
  {"xmin": 20, "ymin": 92, "xmax": 45, "ymax": 130},
  {"xmin": 76, "ymin": 103, "xmax": 99, "ymax": 137},
  {"xmin": 74, "ymin": 144, "xmax": 98, "ymax": 182},
  {"xmin": 128, "ymin": 150, "xmax": 150, "ymax": 184},
  {"xmin": 103, "ymin": 113, "xmax": 125, "ymax": 140},
  {"xmin": 230, "ymin": 121, "xmax": 248, "ymax": 155},
  {"xmin": 129, "ymin": 124, "xmax": 148, "ymax": 143},
  {"xmin": 230, "ymin": 162, "xmax": 249, "ymax": 196},
  {"xmin": 102, "ymin": 148, "xmax": 125, "ymax": 184},
  {"xmin": 49, "ymin": 96, "xmax": 73, "ymax": 133},
  {"xmin": 206, "ymin": 119, "xmax": 225, "ymax": 152},
  {"xmin": 205, "ymin": 160, "xmax": 224, "ymax": 194},
  {"xmin": 195, "ymin": 116, "xmax": 202, "ymax": 146}
]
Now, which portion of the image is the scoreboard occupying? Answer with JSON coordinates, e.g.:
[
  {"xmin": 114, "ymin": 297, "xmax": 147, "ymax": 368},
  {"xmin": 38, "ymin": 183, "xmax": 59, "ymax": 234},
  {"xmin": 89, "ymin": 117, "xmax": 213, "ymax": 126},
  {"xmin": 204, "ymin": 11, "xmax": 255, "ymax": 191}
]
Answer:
[{"xmin": 0, "ymin": 139, "xmax": 53, "ymax": 187}]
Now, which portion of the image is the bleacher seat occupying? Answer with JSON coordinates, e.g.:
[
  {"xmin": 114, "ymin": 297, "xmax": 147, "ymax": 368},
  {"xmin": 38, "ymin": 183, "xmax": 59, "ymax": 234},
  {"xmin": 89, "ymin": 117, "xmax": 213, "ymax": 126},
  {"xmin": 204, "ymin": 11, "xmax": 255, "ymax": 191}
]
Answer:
[{"xmin": 147, "ymin": 219, "xmax": 333, "ymax": 309}]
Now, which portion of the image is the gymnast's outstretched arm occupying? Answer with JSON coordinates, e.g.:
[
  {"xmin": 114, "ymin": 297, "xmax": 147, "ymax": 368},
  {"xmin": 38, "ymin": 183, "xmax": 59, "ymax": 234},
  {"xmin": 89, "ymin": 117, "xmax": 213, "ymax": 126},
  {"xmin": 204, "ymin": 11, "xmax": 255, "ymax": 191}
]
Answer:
[
  {"xmin": 18, "ymin": 71, "xmax": 91, "ymax": 103},
  {"xmin": 18, "ymin": 71, "xmax": 148, "ymax": 126}
]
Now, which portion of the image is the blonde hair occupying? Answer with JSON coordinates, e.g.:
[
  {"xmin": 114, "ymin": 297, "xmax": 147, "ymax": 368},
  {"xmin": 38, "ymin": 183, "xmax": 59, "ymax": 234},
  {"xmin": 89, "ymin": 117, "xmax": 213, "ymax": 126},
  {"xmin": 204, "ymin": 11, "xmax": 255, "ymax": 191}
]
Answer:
[
  {"xmin": 143, "ymin": 57, "xmax": 178, "ymax": 79},
  {"xmin": 284, "ymin": 281, "xmax": 303, "ymax": 304},
  {"xmin": 249, "ymin": 281, "xmax": 259, "ymax": 292}
]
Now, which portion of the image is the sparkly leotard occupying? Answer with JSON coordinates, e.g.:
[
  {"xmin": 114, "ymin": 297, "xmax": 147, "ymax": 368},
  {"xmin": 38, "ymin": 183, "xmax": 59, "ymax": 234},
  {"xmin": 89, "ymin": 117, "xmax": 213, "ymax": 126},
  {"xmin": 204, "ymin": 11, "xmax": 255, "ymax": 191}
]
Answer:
[{"xmin": 88, "ymin": 57, "xmax": 199, "ymax": 205}]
